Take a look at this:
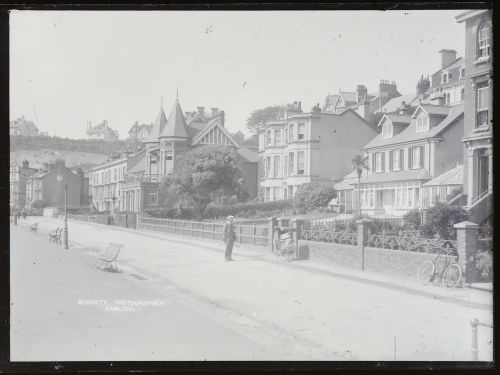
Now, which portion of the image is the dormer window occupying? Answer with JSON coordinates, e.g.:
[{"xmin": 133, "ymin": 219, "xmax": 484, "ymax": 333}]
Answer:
[
  {"xmin": 382, "ymin": 120, "xmax": 393, "ymax": 139},
  {"xmin": 478, "ymin": 22, "xmax": 491, "ymax": 60},
  {"xmin": 459, "ymin": 68, "xmax": 465, "ymax": 79},
  {"xmin": 416, "ymin": 114, "xmax": 430, "ymax": 133}
]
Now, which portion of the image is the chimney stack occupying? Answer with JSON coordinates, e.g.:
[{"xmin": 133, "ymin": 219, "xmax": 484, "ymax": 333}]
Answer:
[
  {"xmin": 439, "ymin": 49, "xmax": 457, "ymax": 69},
  {"xmin": 356, "ymin": 85, "xmax": 368, "ymax": 104},
  {"xmin": 197, "ymin": 106, "xmax": 205, "ymax": 117},
  {"xmin": 43, "ymin": 162, "xmax": 49, "ymax": 171},
  {"xmin": 211, "ymin": 107, "xmax": 219, "ymax": 118},
  {"xmin": 220, "ymin": 111, "xmax": 225, "ymax": 127},
  {"xmin": 22, "ymin": 160, "xmax": 29, "ymax": 169},
  {"xmin": 298, "ymin": 101, "xmax": 302, "ymax": 111}
]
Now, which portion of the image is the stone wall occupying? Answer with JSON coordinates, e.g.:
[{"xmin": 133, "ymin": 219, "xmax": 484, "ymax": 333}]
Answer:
[{"xmin": 299, "ymin": 240, "xmax": 455, "ymax": 280}]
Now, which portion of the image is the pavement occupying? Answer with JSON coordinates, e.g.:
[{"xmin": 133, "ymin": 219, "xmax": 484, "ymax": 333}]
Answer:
[{"xmin": 11, "ymin": 216, "xmax": 494, "ymax": 361}]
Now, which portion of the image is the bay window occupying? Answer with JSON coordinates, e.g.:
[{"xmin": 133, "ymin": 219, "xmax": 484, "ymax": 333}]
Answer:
[
  {"xmin": 297, "ymin": 123, "xmax": 305, "ymax": 140},
  {"xmin": 273, "ymin": 155, "xmax": 281, "ymax": 178},
  {"xmin": 289, "ymin": 152, "xmax": 294, "ymax": 175},
  {"xmin": 478, "ymin": 23, "xmax": 491, "ymax": 60},
  {"xmin": 297, "ymin": 151, "xmax": 305, "ymax": 175},
  {"xmin": 289, "ymin": 124, "xmax": 295, "ymax": 141},
  {"xmin": 266, "ymin": 156, "xmax": 271, "ymax": 178},
  {"xmin": 274, "ymin": 129, "xmax": 282, "ymax": 145}
]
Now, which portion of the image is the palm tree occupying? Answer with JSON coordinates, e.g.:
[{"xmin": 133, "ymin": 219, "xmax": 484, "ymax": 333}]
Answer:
[{"xmin": 351, "ymin": 154, "xmax": 369, "ymax": 216}]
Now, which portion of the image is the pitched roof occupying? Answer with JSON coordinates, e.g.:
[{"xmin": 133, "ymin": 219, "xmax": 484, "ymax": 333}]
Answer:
[
  {"xmin": 191, "ymin": 116, "xmax": 239, "ymax": 147},
  {"xmin": 339, "ymin": 91, "xmax": 357, "ymax": 103},
  {"xmin": 384, "ymin": 113, "xmax": 412, "ymax": 124},
  {"xmin": 377, "ymin": 93, "xmax": 419, "ymax": 113},
  {"xmin": 127, "ymin": 154, "xmax": 147, "ymax": 174},
  {"xmin": 333, "ymin": 169, "xmax": 363, "ymax": 191},
  {"xmin": 160, "ymin": 99, "xmax": 189, "ymax": 138},
  {"xmin": 185, "ymin": 121, "xmax": 206, "ymax": 138},
  {"xmin": 144, "ymin": 107, "xmax": 168, "ymax": 143},
  {"xmin": 423, "ymin": 164, "xmax": 463, "ymax": 187},
  {"xmin": 417, "ymin": 104, "xmax": 450, "ymax": 117},
  {"xmin": 363, "ymin": 103, "xmax": 463, "ymax": 149},
  {"xmin": 356, "ymin": 169, "xmax": 432, "ymax": 184},
  {"xmin": 237, "ymin": 147, "xmax": 258, "ymax": 163}
]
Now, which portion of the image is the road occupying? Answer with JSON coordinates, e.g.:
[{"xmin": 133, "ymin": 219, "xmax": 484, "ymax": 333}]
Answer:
[
  {"xmin": 11, "ymin": 217, "xmax": 494, "ymax": 361},
  {"xmin": 10, "ymin": 225, "xmax": 288, "ymax": 361}
]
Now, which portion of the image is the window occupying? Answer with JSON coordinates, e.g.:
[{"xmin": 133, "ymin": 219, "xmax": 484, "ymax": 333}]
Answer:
[
  {"xmin": 266, "ymin": 130, "xmax": 272, "ymax": 146},
  {"xmin": 382, "ymin": 121, "xmax": 393, "ymax": 139},
  {"xmin": 265, "ymin": 187, "xmax": 271, "ymax": 201},
  {"xmin": 266, "ymin": 156, "xmax": 271, "ymax": 178},
  {"xmin": 461, "ymin": 88, "xmax": 465, "ymax": 101},
  {"xmin": 114, "ymin": 169, "xmax": 117, "ymax": 181},
  {"xmin": 284, "ymin": 155, "xmax": 288, "ymax": 177},
  {"xmin": 441, "ymin": 73, "xmax": 449, "ymax": 84},
  {"xmin": 297, "ymin": 151, "xmax": 305, "ymax": 175},
  {"xmin": 392, "ymin": 149, "xmax": 400, "ymax": 171},
  {"xmin": 416, "ymin": 114, "xmax": 429, "ymax": 133},
  {"xmin": 459, "ymin": 68, "xmax": 465, "ymax": 79},
  {"xmin": 289, "ymin": 124, "xmax": 295, "ymax": 141},
  {"xmin": 289, "ymin": 152, "xmax": 294, "ymax": 175},
  {"xmin": 274, "ymin": 129, "xmax": 282, "ymax": 145},
  {"xmin": 478, "ymin": 23, "xmax": 491, "ymax": 60},
  {"xmin": 297, "ymin": 123, "xmax": 305, "ymax": 140},
  {"xmin": 149, "ymin": 191, "xmax": 158, "ymax": 206},
  {"xmin": 410, "ymin": 146, "xmax": 425, "ymax": 169},
  {"xmin": 288, "ymin": 185, "xmax": 294, "ymax": 199},
  {"xmin": 284, "ymin": 128, "xmax": 289, "ymax": 144},
  {"xmin": 445, "ymin": 93, "xmax": 450, "ymax": 104},
  {"xmin": 273, "ymin": 187, "xmax": 282, "ymax": 200},
  {"xmin": 273, "ymin": 156, "xmax": 281, "ymax": 178},
  {"xmin": 374, "ymin": 152, "xmax": 384, "ymax": 173},
  {"xmin": 165, "ymin": 154, "xmax": 173, "ymax": 173},
  {"xmin": 476, "ymin": 81, "xmax": 490, "ymax": 127}
]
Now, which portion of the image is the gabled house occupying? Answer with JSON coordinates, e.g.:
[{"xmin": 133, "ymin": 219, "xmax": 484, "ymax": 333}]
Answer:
[
  {"xmin": 10, "ymin": 160, "xmax": 37, "ymax": 210},
  {"xmin": 128, "ymin": 122, "xmax": 153, "ymax": 143},
  {"xmin": 120, "ymin": 99, "xmax": 258, "ymax": 213},
  {"xmin": 10, "ymin": 116, "xmax": 39, "ymax": 136},
  {"xmin": 86, "ymin": 120, "xmax": 120, "ymax": 142},
  {"xmin": 334, "ymin": 103, "xmax": 465, "ymax": 216}
]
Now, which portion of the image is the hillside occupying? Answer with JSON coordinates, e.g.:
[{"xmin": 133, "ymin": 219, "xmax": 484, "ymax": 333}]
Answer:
[{"xmin": 10, "ymin": 149, "xmax": 110, "ymax": 172}]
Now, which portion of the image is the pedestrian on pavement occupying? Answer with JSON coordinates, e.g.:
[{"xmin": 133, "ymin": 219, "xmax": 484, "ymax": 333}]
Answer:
[
  {"xmin": 223, "ymin": 215, "xmax": 236, "ymax": 261},
  {"xmin": 16, "ymin": 211, "xmax": 21, "ymax": 221},
  {"xmin": 22, "ymin": 210, "xmax": 27, "ymax": 220}
]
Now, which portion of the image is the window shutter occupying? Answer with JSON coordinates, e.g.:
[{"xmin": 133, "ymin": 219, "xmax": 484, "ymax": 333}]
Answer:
[
  {"xmin": 389, "ymin": 151, "xmax": 393, "ymax": 171},
  {"xmin": 408, "ymin": 148, "xmax": 413, "ymax": 168},
  {"xmin": 399, "ymin": 149, "xmax": 404, "ymax": 170},
  {"xmin": 381, "ymin": 152, "xmax": 385, "ymax": 172},
  {"xmin": 420, "ymin": 146, "xmax": 425, "ymax": 168}
]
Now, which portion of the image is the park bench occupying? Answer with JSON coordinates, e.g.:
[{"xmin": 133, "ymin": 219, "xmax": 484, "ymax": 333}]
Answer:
[
  {"xmin": 49, "ymin": 227, "xmax": 62, "ymax": 244},
  {"xmin": 89, "ymin": 243, "xmax": 124, "ymax": 272},
  {"xmin": 29, "ymin": 223, "xmax": 38, "ymax": 233}
]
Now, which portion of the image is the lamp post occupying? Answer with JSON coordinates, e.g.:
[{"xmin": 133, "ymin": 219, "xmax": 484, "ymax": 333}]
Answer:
[{"xmin": 57, "ymin": 175, "xmax": 69, "ymax": 249}]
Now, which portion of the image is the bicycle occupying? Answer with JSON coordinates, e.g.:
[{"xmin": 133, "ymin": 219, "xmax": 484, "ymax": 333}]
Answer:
[{"xmin": 417, "ymin": 247, "xmax": 462, "ymax": 288}]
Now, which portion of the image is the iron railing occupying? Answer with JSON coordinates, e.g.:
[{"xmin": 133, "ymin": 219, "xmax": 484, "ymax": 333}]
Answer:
[
  {"xmin": 367, "ymin": 233, "xmax": 457, "ymax": 253},
  {"xmin": 137, "ymin": 216, "xmax": 269, "ymax": 247}
]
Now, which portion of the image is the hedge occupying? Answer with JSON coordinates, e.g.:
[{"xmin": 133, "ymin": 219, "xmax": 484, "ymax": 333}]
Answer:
[{"xmin": 144, "ymin": 199, "xmax": 294, "ymax": 220}]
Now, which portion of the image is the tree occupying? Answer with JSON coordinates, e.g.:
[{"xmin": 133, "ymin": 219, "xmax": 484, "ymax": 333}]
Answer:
[
  {"xmin": 246, "ymin": 105, "xmax": 286, "ymax": 132},
  {"xmin": 231, "ymin": 130, "xmax": 246, "ymax": 145},
  {"xmin": 421, "ymin": 202, "xmax": 469, "ymax": 239},
  {"xmin": 163, "ymin": 145, "xmax": 245, "ymax": 220},
  {"xmin": 294, "ymin": 182, "xmax": 336, "ymax": 211},
  {"xmin": 351, "ymin": 154, "xmax": 369, "ymax": 216}
]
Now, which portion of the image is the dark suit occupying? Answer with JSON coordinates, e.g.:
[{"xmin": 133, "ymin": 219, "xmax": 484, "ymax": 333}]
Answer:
[{"xmin": 223, "ymin": 221, "xmax": 236, "ymax": 260}]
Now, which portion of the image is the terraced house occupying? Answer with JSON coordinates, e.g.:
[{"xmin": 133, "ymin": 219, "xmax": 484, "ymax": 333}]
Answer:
[
  {"xmin": 456, "ymin": 9, "xmax": 492, "ymax": 224},
  {"xmin": 258, "ymin": 101, "xmax": 377, "ymax": 201},
  {"xmin": 335, "ymin": 103, "xmax": 464, "ymax": 216}
]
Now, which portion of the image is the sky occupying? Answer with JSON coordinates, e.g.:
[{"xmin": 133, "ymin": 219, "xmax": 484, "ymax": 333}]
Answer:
[{"xmin": 10, "ymin": 10, "xmax": 466, "ymax": 140}]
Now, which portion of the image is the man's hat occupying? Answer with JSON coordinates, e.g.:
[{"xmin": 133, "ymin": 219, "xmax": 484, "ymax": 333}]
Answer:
[{"xmin": 227, "ymin": 215, "xmax": 234, "ymax": 219}]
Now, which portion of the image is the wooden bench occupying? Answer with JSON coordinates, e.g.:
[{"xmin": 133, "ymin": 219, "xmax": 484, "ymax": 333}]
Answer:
[
  {"xmin": 92, "ymin": 243, "xmax": 123, "ymax": 271},
  {"xmin": 29, "ymin": 223, "xmax": 38, "ymax": 232},
  {"xmin": 49, "ymin": 227, "xmax": 62, "ymax": 244}
]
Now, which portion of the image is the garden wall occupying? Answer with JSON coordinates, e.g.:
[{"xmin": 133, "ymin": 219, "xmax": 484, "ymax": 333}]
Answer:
[{"xmin": 299, "ymin": 240, "xmax": 455, "ymax": 280}]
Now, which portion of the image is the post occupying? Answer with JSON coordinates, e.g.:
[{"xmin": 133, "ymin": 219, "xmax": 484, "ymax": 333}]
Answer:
[
  {"xmin": 470, "ymin": 318, "xmax": 479, "ymax": 361},
  {"xmin": 357, "ymin": 218, "xmax": 372, "ymax": 271},
  {"xmin": 268, "ymin": 217, "xmax": 277, "ymax": 251},
  {"xmin": 63, "ymin": 184, "xmax": 69, "ymax": 249},
  {"xmin": 454, "ymin": 221, "xmax": 479, "ymax": 286},
  {"xmin": 291, "ymin": 218, "xmax": 305, "ymax": 259}
]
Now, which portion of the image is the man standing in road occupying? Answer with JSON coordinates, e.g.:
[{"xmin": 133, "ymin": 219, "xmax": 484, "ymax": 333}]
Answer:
[{"xmin": 223, "ymin": 215, "xmax": 236, "ymax": 261}]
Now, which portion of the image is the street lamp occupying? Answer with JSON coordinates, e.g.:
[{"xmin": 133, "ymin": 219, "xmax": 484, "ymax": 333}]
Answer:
[{"xmin": 57, "ymin": 174, "xmax": 69, "ymax": 249}]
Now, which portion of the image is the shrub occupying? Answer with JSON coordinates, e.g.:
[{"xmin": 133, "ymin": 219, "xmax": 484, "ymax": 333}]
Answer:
[
  {"xmin": 403, "ymin": 209, "xmax": 422, "ymax": 230},
  {"xmin": 293, "ymin": 183, "xmax": 336, "ymax": 211},
  {"xmin": 447, "ymin": 186, "xmax": 463, "ymax": 201},
  {"xmin": 424, "ymin": 202, "xmax": 469, "ymax": 239}
]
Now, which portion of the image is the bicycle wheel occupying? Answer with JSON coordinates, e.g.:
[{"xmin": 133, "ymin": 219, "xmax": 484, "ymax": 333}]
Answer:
[
  {"xmin": 417, "ymin": 260, "xmax": 436, "ymax": 285},
  {"xmin": 441, "ymin": 263, "xmax": 462, "ymax": 289}
]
